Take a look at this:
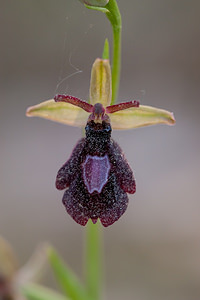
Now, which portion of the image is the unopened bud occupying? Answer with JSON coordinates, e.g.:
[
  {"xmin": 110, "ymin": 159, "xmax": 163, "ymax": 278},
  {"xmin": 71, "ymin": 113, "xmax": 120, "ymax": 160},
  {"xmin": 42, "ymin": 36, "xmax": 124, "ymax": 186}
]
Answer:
[{"xmin": 79, "ymin": 0, "xmax": 109, "ymax": 7}]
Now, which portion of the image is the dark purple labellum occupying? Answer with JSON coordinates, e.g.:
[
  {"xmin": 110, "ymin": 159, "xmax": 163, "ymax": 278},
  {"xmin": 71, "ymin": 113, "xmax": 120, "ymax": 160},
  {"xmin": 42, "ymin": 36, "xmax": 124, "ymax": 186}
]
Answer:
[{"xmin": 56, "ymin": 120, "xmax": 136, "ymax": 227}]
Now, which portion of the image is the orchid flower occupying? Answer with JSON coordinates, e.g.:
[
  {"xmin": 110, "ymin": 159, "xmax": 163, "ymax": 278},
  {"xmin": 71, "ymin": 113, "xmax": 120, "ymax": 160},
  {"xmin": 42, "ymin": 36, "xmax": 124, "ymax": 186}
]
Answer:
[{"xmin": 26, "ymin": 58, "xmax": 175, "ymax": 227}]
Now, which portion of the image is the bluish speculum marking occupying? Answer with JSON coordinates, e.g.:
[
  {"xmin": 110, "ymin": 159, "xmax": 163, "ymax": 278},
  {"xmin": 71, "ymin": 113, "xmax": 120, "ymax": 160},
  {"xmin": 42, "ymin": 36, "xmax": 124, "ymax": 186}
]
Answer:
[{"xmin": 83, "ymin": 154, "xmax": 111, "ymax": 194}]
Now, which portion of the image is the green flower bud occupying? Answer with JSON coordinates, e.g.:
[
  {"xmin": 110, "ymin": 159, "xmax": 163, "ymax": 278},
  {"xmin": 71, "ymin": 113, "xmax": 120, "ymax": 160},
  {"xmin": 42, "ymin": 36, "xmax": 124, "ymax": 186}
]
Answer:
[{"xmin": 79, "ymin": 0, "xmax": 109, "ymax": 7}]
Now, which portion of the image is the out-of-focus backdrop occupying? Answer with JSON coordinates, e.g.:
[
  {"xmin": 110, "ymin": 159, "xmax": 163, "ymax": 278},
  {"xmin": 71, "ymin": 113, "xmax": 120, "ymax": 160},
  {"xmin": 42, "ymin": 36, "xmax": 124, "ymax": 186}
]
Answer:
[{"xmin": 1, "ymin": 1, "xmax": 200, "ymax": 299}]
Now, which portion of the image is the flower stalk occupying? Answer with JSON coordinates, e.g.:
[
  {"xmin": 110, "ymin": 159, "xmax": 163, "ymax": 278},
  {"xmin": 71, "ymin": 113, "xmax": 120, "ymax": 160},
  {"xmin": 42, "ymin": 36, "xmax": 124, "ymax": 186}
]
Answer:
[
  {"xmin": 84, "ymin": 0, "xmax": 122, "ymax": 103},
  {"xmin": 85, "ymin": 221, "xmax": 102, "ymax": 300},
  {"xmin": 105, "ymin": 0, "xmax": 121, "ymax": 104}
]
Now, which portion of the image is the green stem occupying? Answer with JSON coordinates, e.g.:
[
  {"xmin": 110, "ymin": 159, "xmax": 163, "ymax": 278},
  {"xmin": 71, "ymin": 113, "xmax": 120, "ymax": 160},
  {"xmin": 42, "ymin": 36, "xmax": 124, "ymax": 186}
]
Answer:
[
  {"xmin": 85, "ymin": 220, "xmax": 102, "ymax": 300},
  {"xmin": 84, "ymin": 0, "xmax": 122, "ymax": 104},
  {"xmin": 84, "ymin": 2, "xmax": 122, "ymax": 299},
  {"xmin": 105, "ymin": 0, "xmax": 122, "ymax": 104}
]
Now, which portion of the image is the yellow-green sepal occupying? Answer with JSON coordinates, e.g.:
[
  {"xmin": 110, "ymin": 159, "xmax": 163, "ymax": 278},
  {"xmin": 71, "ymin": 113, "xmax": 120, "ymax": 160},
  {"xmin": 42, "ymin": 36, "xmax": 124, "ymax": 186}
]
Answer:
[
  {"xmin": 109, "ymin": 105, "xmax": 175, "ymax": 129},
  {"xmin": 26, "ymin": 100, "xmax": 89, "ymax": 127}
]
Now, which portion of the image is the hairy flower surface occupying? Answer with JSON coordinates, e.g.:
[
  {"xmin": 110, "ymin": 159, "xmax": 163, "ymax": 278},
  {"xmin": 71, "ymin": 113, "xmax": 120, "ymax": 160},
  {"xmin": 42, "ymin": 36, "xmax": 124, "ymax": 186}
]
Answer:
[
  {"xmin": 26, "ymin": 58, "xmax": 175, "ymax": 226},
  {"xmin": 56, "ymin": 120, "xmax": 135, "ymax": 226}
]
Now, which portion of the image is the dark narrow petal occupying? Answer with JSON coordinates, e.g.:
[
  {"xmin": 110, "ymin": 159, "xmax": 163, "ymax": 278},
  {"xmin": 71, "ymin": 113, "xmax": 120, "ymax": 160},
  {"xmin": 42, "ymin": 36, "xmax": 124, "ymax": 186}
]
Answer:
[
  {"xmin": 106, "ymin": 100, "xmax": 139, "ymax": 113},
  {"xmin": 54, "ymin": 94, "xmax": 93, "ymax": 113},
  {"xmin": 108, "ymin": 139, "xmax": 136, "ymax": 194},
  {"xmin": 56, "ymin": 138, "xmax": 86, "ymax": 190}
]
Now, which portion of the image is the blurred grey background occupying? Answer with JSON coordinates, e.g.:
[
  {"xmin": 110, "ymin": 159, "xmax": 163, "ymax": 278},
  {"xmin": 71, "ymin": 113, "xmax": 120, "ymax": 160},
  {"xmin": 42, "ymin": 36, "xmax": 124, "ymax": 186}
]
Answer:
[{"xmin": 1, "ymin": 1, "xmax": 200, "ymax": 299}]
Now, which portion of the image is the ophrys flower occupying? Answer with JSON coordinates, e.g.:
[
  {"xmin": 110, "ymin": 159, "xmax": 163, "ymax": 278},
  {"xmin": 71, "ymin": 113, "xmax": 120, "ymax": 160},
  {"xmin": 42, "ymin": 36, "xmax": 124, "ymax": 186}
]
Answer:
[{"xmin": 26, "ymin": 58, "xmax": 175, "ymax": 226}]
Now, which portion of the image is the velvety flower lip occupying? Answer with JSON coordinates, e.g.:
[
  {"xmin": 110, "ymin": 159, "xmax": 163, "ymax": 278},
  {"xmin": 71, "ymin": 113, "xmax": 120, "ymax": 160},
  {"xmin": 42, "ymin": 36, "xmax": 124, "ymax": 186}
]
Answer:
[
  {"xmin": 26, "ymin": 58, "xmax": 175, "ymax": 226},
  {"xmin": 56, "ymin": 122, "xmax": 136, "ymax": 227}
]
